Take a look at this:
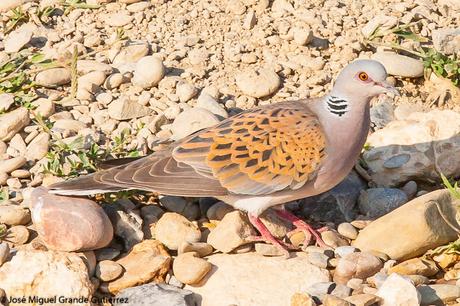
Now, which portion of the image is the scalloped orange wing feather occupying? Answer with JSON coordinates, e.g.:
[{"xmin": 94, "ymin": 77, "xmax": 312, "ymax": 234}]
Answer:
[{"xmin": 173, "ymin": 102, "xmax": 326, "ymax": 195}]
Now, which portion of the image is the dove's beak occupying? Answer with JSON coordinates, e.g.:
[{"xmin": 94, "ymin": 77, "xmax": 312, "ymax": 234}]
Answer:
[{"xmin": 376, "ymin": 81, "xmax": 400, "ymax": 96}]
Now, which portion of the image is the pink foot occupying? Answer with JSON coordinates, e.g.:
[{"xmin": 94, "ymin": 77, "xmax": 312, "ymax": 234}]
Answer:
[
  {"xmin": 248, "ymin": 213, "xmax": 291, "ymax": 258},
  {"xmin": 274, "ymin": 209, "xmax": 329, "ymax": 248}
]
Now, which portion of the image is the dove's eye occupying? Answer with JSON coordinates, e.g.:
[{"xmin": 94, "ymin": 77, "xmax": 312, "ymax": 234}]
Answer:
[{"xmin": 358, "ymin": 72, "xmax": 369, "ymax": 82}]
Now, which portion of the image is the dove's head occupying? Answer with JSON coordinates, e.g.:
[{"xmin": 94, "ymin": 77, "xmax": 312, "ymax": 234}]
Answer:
[{"xmin": 331, "ymin": 59, "xmax": 398, "ymax": 99}]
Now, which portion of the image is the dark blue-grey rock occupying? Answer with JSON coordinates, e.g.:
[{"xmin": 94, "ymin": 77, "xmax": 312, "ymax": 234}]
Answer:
[
  {"xmin": 300, "ymin": 171, "xmax": 367, "ymax": 223},
  {"xmin": 370, "ymin": 96, "xmax": 395, "ymax": 131},
  {"xmin": 358, "ymin": 188, "xmax": 408, "ymax": 218},
  {"xmin": 102, "ymin": 202, "xmax": 143, "ymax": 251},
  {"xmin": 113, "ymin": 283, "xmax": 198, "ymax": 306}
]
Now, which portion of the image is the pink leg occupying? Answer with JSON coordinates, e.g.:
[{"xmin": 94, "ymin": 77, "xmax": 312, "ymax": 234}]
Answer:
[
  {"xmin": 248, "ymin": 213, "xmax": 291, "ymax": 258},
  {"xmin": 274, "ymin": 209, "xmax": 328, "ymax": 248}
]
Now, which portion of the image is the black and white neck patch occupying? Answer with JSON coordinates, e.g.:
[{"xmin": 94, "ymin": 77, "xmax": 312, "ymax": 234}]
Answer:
[{"xmin": 326, "ymin": 95, "xmax": 348, "ymax": 117}]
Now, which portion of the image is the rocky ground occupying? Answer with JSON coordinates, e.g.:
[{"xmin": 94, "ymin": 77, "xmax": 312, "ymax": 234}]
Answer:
[{"xmin": 0, "ymin": 0, "xmax": 460, "ymax": 305}]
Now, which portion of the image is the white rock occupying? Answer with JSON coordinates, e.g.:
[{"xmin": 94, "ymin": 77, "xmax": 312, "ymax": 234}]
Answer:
[
  {"xmin": 105, "ymin": 73, "xmax": 124, "ymax": 90},
  {"xmin": 0, "ymin": 107, "xmax": 30, "ymax": 141},
  {"xmin": 77, "ymin": 60, "xmax": 113, "ymax": 75},
  {"xmin": 112, "ymin": 42, "xmax": 149, "ymax": 65},
  {"xmin": 0, "ymin": 94, "xmax": 14, "ymax": 112},
  {"xmin": 176, "ymin": 81, "xmax": 198, "ymax": 102},
  {"xmin": 108, "ymin": 97, "xmax": 153, "ymax": 120},
  {"xmin": 106, "ymin": 240, "xmax": 171, "ymax": 294},
  {"xmin": 0, "ymin": 250, "xmax": 94, "ymax": 301},
  {"xmin": 235, "ymin": 68, "xmax": 281, "ymax": 98},
  {"xmin": 178, "ymin": 242, "xmax": 213, "ymax": 257},
  {"xmin": 361, "ymin": 15, "xmax": 398, "ymax": 38},
  {"xmin": 35, "ymin": 68, "xmax": 71, "ymax": 87},
  {"xmin": 376, "ymin": 273, "xmax": 421, "ymax": 306},
  {"xmin": 185, "ymin": 253, "xmax": 330, "ymax": 306},
  {"xmin": 170, "ymin": 108, "xmax": 220, "ymax": 140},
  {"xmin": 113, "ymin": 283, "xmax": 197, "ymax": 306},
  {"xmin": 439, "ymin": 0, "xmax": 460, "ymax": 10},
  {"xmin": 363, "ymin": 109, "xmax": 460, "ymax": 186},
  {"xmin": 0, "ymin": 204, "xmax": 31, "ymax": 226},
  {"xmin": 104, "ymin": 11, "xmax": 134, "ymax": 27},
  {"xmin": 126, "ymin": 1, "xmax": 151, "ymax": 12},
  {"xmin": 7, "ymin": 133, "xmax": 26, "ymax": 157},
  {"xmin": 432, "ymin": 28, "xmax": 460, "ymax": 56},
  {"xmin": 371, "ymin": 52, "xmax": 424, "ymax": 78},
  {"xmin": 32, "ymin": 98, "xmax": 55, "ymax": 118},
  {"xmin": 4, "ymin": 225, "xmax": 29, "ymax": 244},
  {"xmin": 335, "ymin": 246, "xmax": 359, "ymax": 258},
  {"xmin": 197, "ymin": 93, "xmax": 228, "ymax": 118},
  {"xmin": 337, "ymin": 222, "xmax": 358, "ymax": 240},
  {"xmin": 78, "ymin": 71, "xmax": 107, "ymax": 93},
  {"xmin": 207, "ymin": 211, "xmax": 256, "ymax": 253},
  {"xmin": 0, "ymin": 243, "xmax": 9, "ymax": 266},
  {"xmin": 95, "ymin": 260, "xmax": 123, "ymax": 282},
  {"xmin": 271, "ymin": 0, "xmax": 294, "ymax": 13},
  {"xmin": 154, "ymin": 213, "xmax": 201, "ymax": 250},
  {"xmin": 164, "ymin": 104, "xmax": 181, "ymax": 120},
  {"xmin": 132, "ymin": 56, "xmax": 165, "ymax": 89},
  {"xmin": 4, "ymin": 26, "xmax": 32, "ymax": 53},
  {"xmin": 243, "ymin": 11, "xmax": 257, "ymax": 30},
  {"xmin": 173, "ymin": 252, "xmax": 212, "ymax": 285},
  {"xmin": 293, "ymin": 27, "xmax": 313, "ymax": 46},
  {"xmin": 0, "ymin": 0, "xmax": 28, "ymax": 12},
  {"xmin": 53, "ymin": 119, "xmax": 87, "ymax": 133},
  {"xmin": 25, "ymin": 132, "xmax": 50, "ymax": 161},
  {"xmin": 0, "ymin": 156, "xmax": 26, "ymax": 173},
  {"xmin": 0, "ymin": 172, "xmax": 7, "ymax": 185},
  {"xmin": 333, "ymin": 252, "xmax": 383, "ymax": 284}
]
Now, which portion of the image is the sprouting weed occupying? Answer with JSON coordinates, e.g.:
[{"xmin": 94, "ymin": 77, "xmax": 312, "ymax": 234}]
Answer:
[
  {"xmin": 61, "ymin": 0, "xmax": 100, "ymax": 15},
  {"xmin": 366, "ymin": 23, "xmax": 460, "ymax": 86},
  {"xmin": 37, "ymin": 6, "xmax": 57, "ymax": 23},
  {"xmin": 441, "ymin": 173, "xmax": 460, "ymax": 200},
  {"xmin": 0, "ymin": 188, "xmax": 9, "ymax": 201},
  {"xmin": 4, "ymin": 7, "xmax": 29, "ymax": 34}
]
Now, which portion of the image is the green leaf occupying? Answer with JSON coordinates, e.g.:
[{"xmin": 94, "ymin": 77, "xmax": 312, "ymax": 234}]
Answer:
[
  {"xmin": 393, "ymin": 29, "xmax": 424, "ymax": 42},
  {"xmin": 30, "ymin": 53, "xmax": 46, "ymax": 64},
  {"xmin": 441, "ymin": 173, "xmax": 460, "ymax": 200},
  {"xmin": 0, "ymin": 188, "xmax": 9, "ymax": 201},
  {"xmin": 127, "ymin": 151, "xmax": 140, "ymax": 157}
]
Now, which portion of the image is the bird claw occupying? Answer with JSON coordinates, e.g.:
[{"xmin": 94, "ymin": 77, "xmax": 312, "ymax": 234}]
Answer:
[{"xmin": 274, "ymin": 209, "xmax": 330, "ymax": 249}]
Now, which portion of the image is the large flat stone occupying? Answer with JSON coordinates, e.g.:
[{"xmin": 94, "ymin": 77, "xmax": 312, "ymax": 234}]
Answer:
[
  {"xmin": 353, "ymin": 190, "xmax": 460, "ymax": 260},
  {"xmin": 186, "ymin": 252, "xmax": 330, "ymax": 306}
]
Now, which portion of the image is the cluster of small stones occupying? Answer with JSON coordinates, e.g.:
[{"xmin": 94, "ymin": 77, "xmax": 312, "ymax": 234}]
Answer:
[
  {"xmin": 0, "ymin": 0, "xmax": 458, "ymax": 194},
  {"xmin": 0, "ymin": 0, "xmax": 459, "ymax": 305}
]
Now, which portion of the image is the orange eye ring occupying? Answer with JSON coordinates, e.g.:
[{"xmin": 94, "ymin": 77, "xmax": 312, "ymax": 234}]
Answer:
[{"xmin": 358, "ymin": 72, "xmax": 369, "ymax": 81}]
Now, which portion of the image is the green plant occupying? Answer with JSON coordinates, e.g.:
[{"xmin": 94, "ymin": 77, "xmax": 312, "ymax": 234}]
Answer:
[
  {"xmin": 42, "ymin": 127, "xmax": 141, "ymax": 178},
  {"xmin": 422, "ymin": 49, "xmax": 460, "ymax": 85},
  {"xmin": 0, "ymin": 224, "xmax": 7, "ymax": 240},
  {"xmin": 0, "ymin": 51, "xmax": 59, "ymax": 99},
  {"xmin": 4, "ymin": 7, "xmax": 29, "ymax": 34},
  {"xmin": 0, "ymin": 188, "xmax": 9, "ymax": 201},
  {"xmin": 441, "ymin": 173, "xmax": 460, "ymax": 200},
  {"xmin": 69, "ymin": 45, "xmax": 78, "ymax": 99},
  {"xmin": 37, "ymin": 6, "xmax": 57, "ymax": 23},
  {"xmin": 61, "ymin": 0, "xmax": 100, "ymax": 14},
  {"xmin": 365, "ymin": 23, "xmax": 460, "ymax": 86}
]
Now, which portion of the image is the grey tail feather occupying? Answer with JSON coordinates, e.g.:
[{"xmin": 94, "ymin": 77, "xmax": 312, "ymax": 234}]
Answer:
[{"xmin": 48, "ymin": 174, "xmax": 126, "ymax": 196}]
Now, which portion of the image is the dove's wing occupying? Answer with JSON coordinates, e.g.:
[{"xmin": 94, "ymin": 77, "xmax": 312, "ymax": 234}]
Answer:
[{"xmin": 50, "ymin": 101, "xmax": 327, "ymax": 197}]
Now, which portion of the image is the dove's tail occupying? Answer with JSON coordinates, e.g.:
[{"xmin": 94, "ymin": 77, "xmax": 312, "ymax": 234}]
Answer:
[
  {"xmin": 48, "ymin": 157, "xmax": 139, "ymax": 195},
  {"xmin": 48, "ymin": 173, "xmax": 128, "ymax": 196}
]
